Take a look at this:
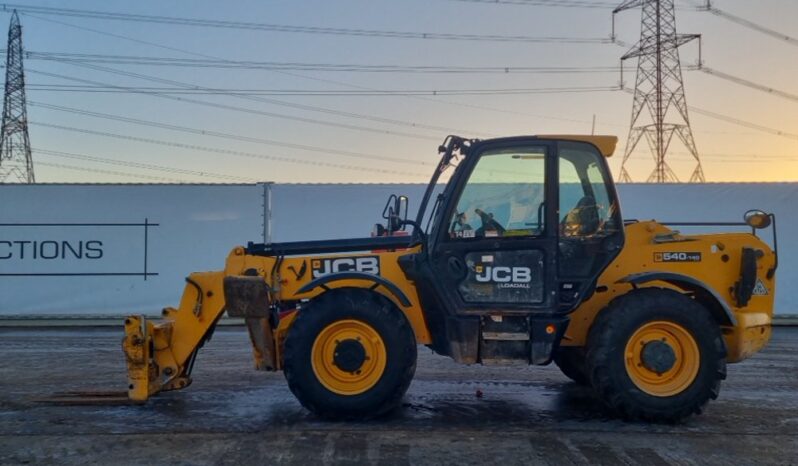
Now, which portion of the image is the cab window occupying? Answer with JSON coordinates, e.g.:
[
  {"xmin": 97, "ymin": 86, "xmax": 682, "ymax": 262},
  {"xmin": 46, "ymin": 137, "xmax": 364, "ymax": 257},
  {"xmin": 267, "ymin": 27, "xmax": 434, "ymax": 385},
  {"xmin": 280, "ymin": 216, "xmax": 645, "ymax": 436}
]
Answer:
[
  {"xmin": 558, "ymin": 142, "xmax": 618, "ymax": 237},
  {"xmin": 558, "ymin": 141, "xmax": 620, "ymax": 278},
  {"xmin": 448, "ymin": 146, "xmax": 546, "ymax": 239}
]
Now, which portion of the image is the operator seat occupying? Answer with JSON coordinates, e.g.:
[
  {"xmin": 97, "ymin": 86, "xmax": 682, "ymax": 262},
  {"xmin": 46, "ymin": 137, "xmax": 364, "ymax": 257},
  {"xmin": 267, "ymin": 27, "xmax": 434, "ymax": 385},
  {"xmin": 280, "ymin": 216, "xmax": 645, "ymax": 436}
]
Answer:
[{"xmin": 562, "ymin": 195, "xmax": 599, "ymax": 236}]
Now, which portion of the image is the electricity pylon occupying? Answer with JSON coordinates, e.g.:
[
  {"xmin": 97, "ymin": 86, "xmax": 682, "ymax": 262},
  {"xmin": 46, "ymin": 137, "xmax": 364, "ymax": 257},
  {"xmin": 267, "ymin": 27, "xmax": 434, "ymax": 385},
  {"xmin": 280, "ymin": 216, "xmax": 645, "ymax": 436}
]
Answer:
[
  {"xmin": 0, "ymin": 10, "xmax": 34, "ymax": 183},
  {"xmin": 613, "ymin": 0, "xmax": 704, "ymax": 183}
]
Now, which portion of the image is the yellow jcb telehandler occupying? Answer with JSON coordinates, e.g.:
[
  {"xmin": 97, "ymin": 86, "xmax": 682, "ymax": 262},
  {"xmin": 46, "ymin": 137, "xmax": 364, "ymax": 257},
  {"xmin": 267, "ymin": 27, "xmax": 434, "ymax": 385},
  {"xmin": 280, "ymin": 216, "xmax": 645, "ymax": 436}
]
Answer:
[{"xmin": 122, "ymin": 135, "xmax": 777, "ymax": 421}]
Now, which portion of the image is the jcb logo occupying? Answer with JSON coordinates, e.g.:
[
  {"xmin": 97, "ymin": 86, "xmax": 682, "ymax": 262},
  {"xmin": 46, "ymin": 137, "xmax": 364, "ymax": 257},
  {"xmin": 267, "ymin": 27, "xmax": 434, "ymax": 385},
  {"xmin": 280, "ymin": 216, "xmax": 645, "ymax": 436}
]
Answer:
[
  {"xmin": 475, "ymin": 266, "xmax": 532, "ymax": 284},
  {"xmin": 311, "ymin": 256, "xmax": 380, "ymax": 278}
]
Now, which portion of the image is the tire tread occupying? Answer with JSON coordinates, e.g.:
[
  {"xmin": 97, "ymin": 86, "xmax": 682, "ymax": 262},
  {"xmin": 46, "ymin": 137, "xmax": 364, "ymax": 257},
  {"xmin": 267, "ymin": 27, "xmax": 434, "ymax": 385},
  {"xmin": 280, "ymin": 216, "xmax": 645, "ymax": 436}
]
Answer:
[
  {"xmin": 585, "ymin": 287, "xmax": 726, "ymax": 422},
  {"xmin": 283, "ymin": 289, "xmax": 417, "ymax": 420}
]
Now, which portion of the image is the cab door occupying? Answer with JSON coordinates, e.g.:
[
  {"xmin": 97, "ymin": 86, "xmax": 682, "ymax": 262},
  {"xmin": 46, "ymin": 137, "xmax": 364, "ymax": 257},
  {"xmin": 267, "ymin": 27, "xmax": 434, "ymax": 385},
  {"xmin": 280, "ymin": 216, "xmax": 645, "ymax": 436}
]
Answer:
[
  {"xmin": 556, "ymin": 141, "xmax": 625, "ymax": 309},
  {"xmin": 430, "ymin": 140, "xmax": 559, "ymax": 313}
]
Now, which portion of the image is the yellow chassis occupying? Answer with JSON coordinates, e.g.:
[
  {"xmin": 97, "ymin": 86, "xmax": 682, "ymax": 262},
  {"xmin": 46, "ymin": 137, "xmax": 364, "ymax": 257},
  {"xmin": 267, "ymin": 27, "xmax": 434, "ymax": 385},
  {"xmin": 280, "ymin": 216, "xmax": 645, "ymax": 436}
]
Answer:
[{"xmin": 123, "ymin": 221, "xmax": 776, "ymax": 402}]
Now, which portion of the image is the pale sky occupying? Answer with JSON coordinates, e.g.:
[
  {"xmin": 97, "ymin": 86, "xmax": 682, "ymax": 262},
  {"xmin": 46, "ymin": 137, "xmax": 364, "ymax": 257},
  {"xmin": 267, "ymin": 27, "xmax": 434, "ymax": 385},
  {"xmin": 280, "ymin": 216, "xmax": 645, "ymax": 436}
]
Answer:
[{"xmin": 10, "ymin": 0, "xmax": 798, "ymax": 183}]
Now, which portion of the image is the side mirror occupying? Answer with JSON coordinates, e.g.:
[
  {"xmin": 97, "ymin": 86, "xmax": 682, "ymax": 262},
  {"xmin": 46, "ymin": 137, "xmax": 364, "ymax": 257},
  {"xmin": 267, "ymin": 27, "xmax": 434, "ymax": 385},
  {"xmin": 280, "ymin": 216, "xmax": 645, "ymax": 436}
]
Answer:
[
  {"xmin": 744, "ymin": 209, "xmax": 771, "ymax": 229},
  {"xmin": 397, "ymin": 195, "xmax": 409, "ymax": 231},
  {"xmin": 382, "ymin": 194, "xmax": 410, "ymax": 233}
]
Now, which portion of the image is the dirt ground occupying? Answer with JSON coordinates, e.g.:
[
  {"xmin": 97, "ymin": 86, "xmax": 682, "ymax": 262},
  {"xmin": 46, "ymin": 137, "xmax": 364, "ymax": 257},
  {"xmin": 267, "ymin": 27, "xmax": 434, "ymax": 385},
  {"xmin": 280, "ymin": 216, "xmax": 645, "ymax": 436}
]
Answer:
[{"xmin": 0, "ymin": 326, "xmax": 796, "ymax": 465}]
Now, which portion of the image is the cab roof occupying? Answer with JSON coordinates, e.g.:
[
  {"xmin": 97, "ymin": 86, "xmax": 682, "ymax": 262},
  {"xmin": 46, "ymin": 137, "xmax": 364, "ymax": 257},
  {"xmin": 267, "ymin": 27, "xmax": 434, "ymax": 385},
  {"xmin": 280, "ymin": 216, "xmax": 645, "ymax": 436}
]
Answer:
[{"xmin": 537, "ymin": 135, "xmax": 618, "ymax": 157}]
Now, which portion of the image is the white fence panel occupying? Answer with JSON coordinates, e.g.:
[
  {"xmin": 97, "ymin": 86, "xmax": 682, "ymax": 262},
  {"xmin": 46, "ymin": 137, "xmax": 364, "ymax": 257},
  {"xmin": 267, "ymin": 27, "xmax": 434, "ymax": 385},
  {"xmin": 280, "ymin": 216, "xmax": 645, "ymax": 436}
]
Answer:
[
  {"xmin": 270, "ymin": 184, "xmax": 427, "ymax": 242},
  {"xmin": 1, "ymin": 182, "xmax": 794, "ymax": 315},
  {"xmin": 0, "ymin": 184, "xmax": 267, "ymax": 315}
]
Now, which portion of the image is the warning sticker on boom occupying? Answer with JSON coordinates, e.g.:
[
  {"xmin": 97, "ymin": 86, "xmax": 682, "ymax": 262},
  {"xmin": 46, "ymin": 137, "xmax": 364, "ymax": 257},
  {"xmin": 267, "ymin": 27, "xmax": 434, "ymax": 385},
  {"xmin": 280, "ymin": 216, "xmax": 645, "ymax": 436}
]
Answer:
[
  {"xmin": 752, "ymin": 279, "xmax": 769, "ymax": 296},
  {"xmin": 653, "ymin": 252, "xmax": 702, "ymax": 262}
]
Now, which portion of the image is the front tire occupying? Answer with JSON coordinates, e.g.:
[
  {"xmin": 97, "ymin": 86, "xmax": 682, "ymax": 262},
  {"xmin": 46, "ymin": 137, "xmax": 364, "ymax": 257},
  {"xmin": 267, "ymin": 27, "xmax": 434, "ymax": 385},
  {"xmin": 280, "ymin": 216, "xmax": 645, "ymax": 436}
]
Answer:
[
  {"xmin": 586, "ymin": 288, "xmax": 726, "ymax": 422},
  {"xmin": 283, "ymin": 289, "xmax": 417, "ymax": 420}
]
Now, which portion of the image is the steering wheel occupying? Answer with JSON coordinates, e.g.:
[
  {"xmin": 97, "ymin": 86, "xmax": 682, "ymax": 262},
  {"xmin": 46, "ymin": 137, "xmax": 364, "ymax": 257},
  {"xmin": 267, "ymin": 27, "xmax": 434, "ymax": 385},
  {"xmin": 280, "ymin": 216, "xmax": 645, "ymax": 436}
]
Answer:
[{"xmin": 474, "ymin": 208, "xmax": 506, "ymax": 236}]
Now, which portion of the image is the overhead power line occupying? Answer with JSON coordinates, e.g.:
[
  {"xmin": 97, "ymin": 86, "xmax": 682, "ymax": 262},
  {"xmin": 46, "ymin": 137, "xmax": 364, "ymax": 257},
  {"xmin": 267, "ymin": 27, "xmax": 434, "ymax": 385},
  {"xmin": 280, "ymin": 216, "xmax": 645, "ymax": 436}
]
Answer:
[
  {"xmin": 623, "ymin": 152, "xmax": 798, "ymax": 165},
  {"xmin": 37, "ymin": 60, "xmax": 496, "ymax": 137},
  {"xmin": 23, "ymin": 26, "xmax": 794, "ymax": 155},
  {"xmin": 21, "ymin": 13, "xmax": 600, "ymax": 131},
  {"xmin": 31, "ymin": 53, "xmax": 602, "ymax": 134},
  {"xmin": 26, "ymin": 83, "xmax": 621, "ymax": 96},
  {"xmin": 37, "ymin": 55, "xmax": 619, "ymax": 141},
  {"xmin": 35, "ymin": 161, "xmax": 188, "ymax": 183},
  {"xmin": 687, "ymin": 106, "xmax": 798, "ymax": 141},
  {"xmin": 691, "ymin": 1, "xmax": 798, "ymax": 47},
  {"xmin": 28, "ymin": 101, "xmax": 432, "ymax": 167},
  {"xmin": 34, "ymin": 148, "xmax": 258, "ymax": 182},
  {"xmin": 29, "ymin": 121, "xmax": 431, "ymax": 178},
  {"xmin": 618, "ymin": 87, "xmax": 798, "ymax": 142},
  {"xmin": 31, "ymin": 60, "xmax": 785, "ymax": 145},
  {"xmin": 699, "ymin": 66, "xmax": 798, "ymax": 103},
  {"xmin": 448, "ymin": 0, "xmax": 617, "ymax": 7},
  {"xmin": 30, "ymin": 10, "xmax": 770, "ymax": 142},
  {"xmin": 629, "ymin": 148, "xmax": 798, "ymax": 161},
  {"xmin": 682, "ymin": 152, "xmax": 798, "ymax": 161},
  {"xmin": 23, "ymin": 43, "xmax": 496, "ymax": 138},
  {"xmin": 23, "ymin": 51, "xmax": 621, "ymax": 75},
  {"xmin": 0, "ymin": 4, "xmax": 610, "ymax": 43},
  {"xmin": 26, "ymin": 66, "xmax": 442, "ymax": 141}
]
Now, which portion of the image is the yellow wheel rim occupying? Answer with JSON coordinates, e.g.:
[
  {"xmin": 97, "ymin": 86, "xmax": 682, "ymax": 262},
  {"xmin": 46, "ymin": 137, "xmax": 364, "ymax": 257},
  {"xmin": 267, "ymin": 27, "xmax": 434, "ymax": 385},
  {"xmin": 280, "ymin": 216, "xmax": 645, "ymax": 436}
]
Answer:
[
  {"xmin": 624, "ymin": 320, "xmax": 700, "ymax": 397},
  {"xmin": 311, "ymin": 319, "xmax": 387, "ymax": 396}
]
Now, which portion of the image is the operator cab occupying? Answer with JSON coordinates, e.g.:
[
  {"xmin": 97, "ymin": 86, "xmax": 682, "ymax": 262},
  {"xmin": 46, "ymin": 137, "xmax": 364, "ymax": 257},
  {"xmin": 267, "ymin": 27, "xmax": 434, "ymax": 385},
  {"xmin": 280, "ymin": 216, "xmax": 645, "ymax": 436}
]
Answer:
[{"xmin": 399, "ymin": 135, "xmax": 624, "ymax": 363}]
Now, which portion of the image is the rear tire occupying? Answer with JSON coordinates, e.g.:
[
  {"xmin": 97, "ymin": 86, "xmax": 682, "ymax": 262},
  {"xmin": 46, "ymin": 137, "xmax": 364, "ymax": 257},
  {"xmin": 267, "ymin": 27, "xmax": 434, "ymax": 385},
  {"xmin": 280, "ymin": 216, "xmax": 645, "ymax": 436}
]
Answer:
[
  {"xmin": 586, "ymin": 288, "xmax": 726, "ymax": 422},
  {"xmin": 283, "ymin": 289, "xmax": 417, "ymax": 420},
  {"xmin": 554, "ymin": 346, "xmax": 589, "ymax": 385}
]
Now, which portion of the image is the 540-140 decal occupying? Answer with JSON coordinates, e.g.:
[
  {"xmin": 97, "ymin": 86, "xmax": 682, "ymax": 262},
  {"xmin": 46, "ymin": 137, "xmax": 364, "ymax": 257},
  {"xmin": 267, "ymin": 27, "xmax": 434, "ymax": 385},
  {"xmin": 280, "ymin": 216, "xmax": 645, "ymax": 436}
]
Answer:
[{"xmin": 653, "ymin": 252, "xmax": 702, "ymax": 262}]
